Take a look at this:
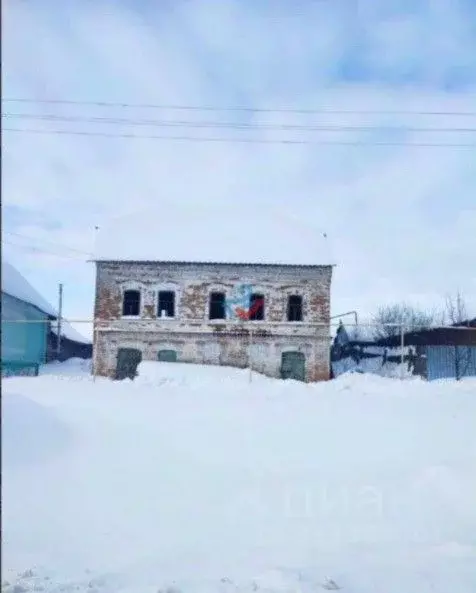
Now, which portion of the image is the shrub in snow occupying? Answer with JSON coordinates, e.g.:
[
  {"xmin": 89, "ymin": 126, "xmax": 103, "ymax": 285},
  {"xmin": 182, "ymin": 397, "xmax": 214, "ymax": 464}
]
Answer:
[{"xmin": 321, "ymin": 577, "xmax": 341, "ymax": 590}]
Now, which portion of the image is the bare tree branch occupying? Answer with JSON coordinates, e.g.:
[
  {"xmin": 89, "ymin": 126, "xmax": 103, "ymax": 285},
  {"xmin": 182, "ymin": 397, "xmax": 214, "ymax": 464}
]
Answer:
[
  {"xmin": 373, "ymin": 303, "xmax": 435, "ymax": 340},
  {"xmin": 444, "ymin": 292, "xmax": 468, "ymax": 325}
]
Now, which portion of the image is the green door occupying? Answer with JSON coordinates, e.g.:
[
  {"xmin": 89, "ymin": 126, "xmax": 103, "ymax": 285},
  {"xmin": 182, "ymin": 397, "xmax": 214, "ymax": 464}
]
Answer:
[
  {"xmin": 158, "ymin": 349, "xmax": 178, "ymax": 363},
  {"xmin": 280, "ymin": 351, "xmax": 306, "ymax": 381},
  {"xmin": 116, "ymin": 348, "xmax": 142, "ymax": 380}
]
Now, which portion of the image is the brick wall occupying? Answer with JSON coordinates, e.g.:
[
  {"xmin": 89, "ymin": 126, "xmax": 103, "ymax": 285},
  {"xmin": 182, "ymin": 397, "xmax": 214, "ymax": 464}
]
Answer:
[{"xmin": 94, "ymin": 261, "xmax": 332, "ymax": 381}]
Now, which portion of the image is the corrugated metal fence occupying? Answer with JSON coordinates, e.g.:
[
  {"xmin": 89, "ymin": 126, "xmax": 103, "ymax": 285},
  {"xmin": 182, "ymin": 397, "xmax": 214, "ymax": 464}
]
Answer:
[{"xmin": 427, "ymin": 346, "xmax": 476, "ymax": 381}]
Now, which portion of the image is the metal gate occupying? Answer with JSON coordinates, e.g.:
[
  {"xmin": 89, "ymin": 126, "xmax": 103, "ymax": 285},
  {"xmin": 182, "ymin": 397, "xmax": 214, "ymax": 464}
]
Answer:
[
  {"xmin": 280, "ymin": 351, "xmax": 306, "ymax": 381},
  {"xmin": 158, "ymin": 349, "xmax": 178, "ymax": 363},
  {"xmin": 115, "ymin": 348, "xmax": 142, "ymax": 380}
]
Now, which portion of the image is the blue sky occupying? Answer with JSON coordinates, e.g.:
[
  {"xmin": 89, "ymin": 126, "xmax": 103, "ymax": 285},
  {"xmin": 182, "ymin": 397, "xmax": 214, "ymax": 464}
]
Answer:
[{"xmin": 3, "ymin": 0, "xmax": 476, "ymax": 336}]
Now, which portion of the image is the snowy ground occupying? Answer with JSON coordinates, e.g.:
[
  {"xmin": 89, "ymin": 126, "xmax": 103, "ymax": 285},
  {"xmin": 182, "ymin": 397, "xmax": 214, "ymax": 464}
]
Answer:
[{"xmin": 2, "ymin": 360, "xmax": 476, "ymax": 593}]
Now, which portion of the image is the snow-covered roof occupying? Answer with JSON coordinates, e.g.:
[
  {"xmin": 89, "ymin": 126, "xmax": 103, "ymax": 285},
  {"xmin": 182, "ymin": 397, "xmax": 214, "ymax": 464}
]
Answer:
[
  {"xmin": 50, "ymin": 321, "xmax": 91, "ymax": 345},
  {"xmin": 1, "ymin": 260, "xmax": 91, "ymax": 344},
  {"xmin": 94, "ymin": 202, "xmax": 334, "ymax": 266},
  {"xmin": 2, "ymin": 260, "xmax": 57, "ymax": 317}
]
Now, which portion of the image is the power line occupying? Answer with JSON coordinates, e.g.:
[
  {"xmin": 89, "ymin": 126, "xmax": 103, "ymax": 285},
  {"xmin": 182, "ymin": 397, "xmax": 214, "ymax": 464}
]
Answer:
[
  {"xmin": 4, "ymin": 112, "xmax": 476, "ymax": 134},
  {"xmin": 3, "ymin": 231, "xmax": 94, "ymax": 256},
  {"xmin": 2, "ymin": 240, "xmax": 90, "ymax": 260},
  {"xmin": 4, "ymin": 127, "xmax": 475, "ymax": 147},
  {"xmin": 3, "ymin": 97, "xmax": 476, "ymax": 117}
]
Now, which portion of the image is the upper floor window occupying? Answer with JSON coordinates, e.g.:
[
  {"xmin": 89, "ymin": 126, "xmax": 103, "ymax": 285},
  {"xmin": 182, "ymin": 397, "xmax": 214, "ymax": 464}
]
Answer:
[
  {"xmin": 287, "ymin": 295, "xmax": 303, "ymax": 322},
  {"xmin": 209, "ymin": 292, "xmax": 226, "ymax": 320},
  {"xmin": 122, "ymin": 289, "xmax": 141, "ymax": 317},
  {"xmin": 249, "ymin": 293, "xmax": 265, "ymax": 321},
  {"xmin": 158, "ymin": 290, "xmax": 175, "ymax": 318}
]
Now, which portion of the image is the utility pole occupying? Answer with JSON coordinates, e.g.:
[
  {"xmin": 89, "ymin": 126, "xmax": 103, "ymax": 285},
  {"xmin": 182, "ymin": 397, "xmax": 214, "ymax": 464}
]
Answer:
[
  {"xmin": 56, "ymin": 283, "xmax": 63, "ymax": 361},
  {"xmin": 400, "ymin": 317, "xmax": 405, "ymax": 379},
  {"xmin": 248, "ymin": 327, "xmax": 253, "ymax": 383}
]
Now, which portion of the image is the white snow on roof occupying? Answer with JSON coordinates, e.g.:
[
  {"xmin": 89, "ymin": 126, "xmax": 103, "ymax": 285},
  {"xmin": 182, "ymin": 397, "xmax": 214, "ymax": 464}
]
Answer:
[
  {"xmin": 50, "ymin": 322, "xmax": 91, "ymax": 345},
  {"xmin": 95, "ymin": 202, "xmax": 334, "ymax": 266},
  {"xmin": 1, "ymin": 260, "xmax": 91, "ymax": 344},
  {"xmin": 2, "ymin": 260, "xmax": 57, "ymax": 317}
]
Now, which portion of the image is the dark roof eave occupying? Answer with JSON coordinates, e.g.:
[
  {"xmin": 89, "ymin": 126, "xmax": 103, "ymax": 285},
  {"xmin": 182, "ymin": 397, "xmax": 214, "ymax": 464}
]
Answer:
[{"xmin": 377, "ymin": 327, "xmax": 476, "ymax": 347}]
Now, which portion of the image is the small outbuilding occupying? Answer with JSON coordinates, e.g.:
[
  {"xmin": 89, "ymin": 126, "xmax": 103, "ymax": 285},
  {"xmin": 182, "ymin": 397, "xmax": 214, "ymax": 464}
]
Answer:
[
  {"xmin": 332, "ymin": 319, "xmax": 476, "ymax": 381},
  {"xmin": 1, "ymin": 261, "xmax": 92, "ymax": 376},
  {"xmin": 376, "ymin": 320, "xmax": 476, "ymax": 381}
]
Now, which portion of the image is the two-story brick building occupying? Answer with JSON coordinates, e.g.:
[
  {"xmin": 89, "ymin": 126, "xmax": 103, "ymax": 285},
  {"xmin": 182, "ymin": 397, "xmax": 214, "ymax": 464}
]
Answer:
[{"xmin": 92, "ymin": 205, "xmax": 334, "ymax": 382}]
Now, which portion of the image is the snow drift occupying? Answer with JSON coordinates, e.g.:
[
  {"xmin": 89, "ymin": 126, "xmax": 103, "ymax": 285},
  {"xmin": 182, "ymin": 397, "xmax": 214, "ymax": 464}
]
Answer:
[
  {"xmin": 2, "ymin": 391, "xmax": 74, "ymax": 468},
  {"xmin": 2, "ymin": 361, "xmax": 476, "ymax": 593}
]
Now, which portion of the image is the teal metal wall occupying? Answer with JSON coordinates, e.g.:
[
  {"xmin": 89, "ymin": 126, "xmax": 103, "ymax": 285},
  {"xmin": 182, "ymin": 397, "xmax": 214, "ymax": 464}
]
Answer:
[{"xmin": 1, "ymin": 292, "xmax": 50, "ymax": 376}]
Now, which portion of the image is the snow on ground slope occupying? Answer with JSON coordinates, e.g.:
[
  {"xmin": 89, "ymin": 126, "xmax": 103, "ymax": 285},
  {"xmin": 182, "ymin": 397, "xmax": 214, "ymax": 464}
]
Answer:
[{"xmin": 2, "ymin": 361, "xmax": 476, "ymax": 593}]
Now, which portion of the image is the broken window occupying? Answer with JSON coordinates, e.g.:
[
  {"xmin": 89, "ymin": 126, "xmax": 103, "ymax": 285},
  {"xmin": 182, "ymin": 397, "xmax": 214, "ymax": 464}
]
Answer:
[
  {"xmin": 249, "ymin": 293, "xmax": 265, "ymax": 321},
  {"xmin": 158, "ymin": 290, "xmax": 175, "ymax": 318},
  {"xmin": 209, "ymin": 292, "xmax": 226, "ymax": 320},
  {"xmin": 122, "ymin": 289, "xmax": 141, "ymax": 316},
  {"xmin": 287, "ymin": 295, "xmax": 303, "ymax": 322}
]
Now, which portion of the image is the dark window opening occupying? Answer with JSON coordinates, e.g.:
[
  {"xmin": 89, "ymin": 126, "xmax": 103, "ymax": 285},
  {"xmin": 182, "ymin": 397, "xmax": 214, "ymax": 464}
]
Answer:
[
  {"xmin": 209, "ymin": 292, "xmax": 226, "ymax": 320},
  {"xmin": 287, "ymin": 295, "xmax": 303, "ymax": 322},
  {"xmin": 158, "ymin": 290, "xmax": 175, "ymax": 318},
  {"xmin": 122, "ymin": 290, "xmax": 141, "ymax": 316},
  {"xmin": 249, "ymin": 293, "xmax": 265, "ymax": 321}
]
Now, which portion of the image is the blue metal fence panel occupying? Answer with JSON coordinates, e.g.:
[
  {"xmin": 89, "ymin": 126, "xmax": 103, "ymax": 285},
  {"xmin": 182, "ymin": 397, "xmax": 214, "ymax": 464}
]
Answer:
[
  {"xmin": 427, "ymin": 345, "xmax": 476, "ymax": 381},
  {"xmin": 1, "ymin": 292, "xmax": 49, "ymax": 376}
]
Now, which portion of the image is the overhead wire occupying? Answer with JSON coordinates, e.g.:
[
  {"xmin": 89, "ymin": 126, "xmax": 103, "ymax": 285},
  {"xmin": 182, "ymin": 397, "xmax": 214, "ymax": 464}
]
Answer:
[
  {"xmin": 5, "ymin": 97, "xmax": 474, "ymax": 261},
  {"xmin": 3, "ymin": 231, "xmax": 94, "ymax": 256},
  {"xmin": 3, "ymin": 127, "xmax": 475, "ymax": 147},
  {"xmin": 3, "ymin": 112, "xmax": 476, "ymax": 134},
  {"xmin": 3, "ymin": 97, "xmax": 476, "ymax": 117},
  {"xmin": 2, "ymin": 240, "xmax": 91, "ymax": 260}
]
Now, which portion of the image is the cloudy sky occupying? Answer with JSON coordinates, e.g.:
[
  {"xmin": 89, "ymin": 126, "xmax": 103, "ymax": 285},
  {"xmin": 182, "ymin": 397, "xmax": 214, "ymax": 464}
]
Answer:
[{"xmin": 3, "ymin": 0, "xmax": 476, "ymax": 337}]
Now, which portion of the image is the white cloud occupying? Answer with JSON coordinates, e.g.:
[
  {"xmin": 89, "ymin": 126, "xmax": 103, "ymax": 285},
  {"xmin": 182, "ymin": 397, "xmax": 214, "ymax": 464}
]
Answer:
[{"xmin": 3, "ymin": 0, "xmax": 476, "ymax": 323}]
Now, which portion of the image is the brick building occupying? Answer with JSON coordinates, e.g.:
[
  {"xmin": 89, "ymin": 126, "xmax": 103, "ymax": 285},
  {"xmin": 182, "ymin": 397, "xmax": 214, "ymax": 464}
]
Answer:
[{"xmin": 93, "ymin": 204, "xmax": 334, "ymax": 382}]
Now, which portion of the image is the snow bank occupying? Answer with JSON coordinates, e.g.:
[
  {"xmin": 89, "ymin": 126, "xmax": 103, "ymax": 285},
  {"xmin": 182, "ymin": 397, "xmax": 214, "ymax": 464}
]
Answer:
[
  {"xmin": 135, "ymin": 360, "xmax": 275, "ymax": 389},
  {"xmin": 333, "ymin": 357, "xmax": 415, "ymax": 379},
  {"xmin": 40, "ymin": 357, "xmax": 92, "ymax": 377},
  {"xmin": 2, "ymin": 365, "xmax": 476, "ymax": 593},
  {"xmin": 2, "ymin": 392, "xmax": 74, "ymax": 468}
]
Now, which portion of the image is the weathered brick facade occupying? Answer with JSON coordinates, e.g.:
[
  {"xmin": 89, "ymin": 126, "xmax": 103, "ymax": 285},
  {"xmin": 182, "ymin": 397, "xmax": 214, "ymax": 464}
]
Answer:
[{"xmin": 93, "ymin": 261, "xmax": 333, "ymax": 382}]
